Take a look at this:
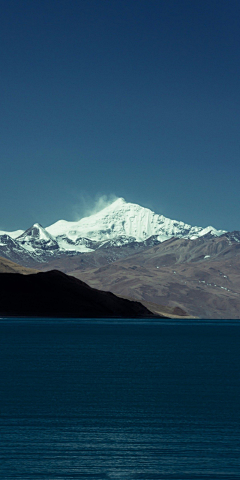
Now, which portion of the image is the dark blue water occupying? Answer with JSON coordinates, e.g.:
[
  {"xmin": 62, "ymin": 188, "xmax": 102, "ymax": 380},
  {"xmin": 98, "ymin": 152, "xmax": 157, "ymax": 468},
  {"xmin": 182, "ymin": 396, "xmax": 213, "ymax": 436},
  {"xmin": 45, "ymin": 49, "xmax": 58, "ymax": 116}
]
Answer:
[{"xmin": 0, "ymin": 318, "xmax": 240, "ymax": 479}]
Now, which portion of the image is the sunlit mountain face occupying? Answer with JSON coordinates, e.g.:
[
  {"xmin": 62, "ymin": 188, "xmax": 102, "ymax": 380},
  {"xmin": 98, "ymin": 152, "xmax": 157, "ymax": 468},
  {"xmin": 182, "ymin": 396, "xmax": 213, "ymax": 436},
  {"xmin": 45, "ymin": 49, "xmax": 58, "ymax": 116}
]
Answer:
[{"xmin": 0, "ymin": 198, "xmax": 225, "ymax": 264}]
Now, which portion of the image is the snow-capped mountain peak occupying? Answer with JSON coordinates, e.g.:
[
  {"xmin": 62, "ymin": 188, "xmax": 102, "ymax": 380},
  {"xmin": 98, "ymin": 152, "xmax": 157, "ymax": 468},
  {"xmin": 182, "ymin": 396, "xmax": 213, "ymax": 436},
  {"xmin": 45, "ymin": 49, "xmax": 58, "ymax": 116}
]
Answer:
[
  {"xmin": 0, "ymin": 198, "xmax": 227, "ymax": 263},
  {"xmin": 46, "ymin": 197, "xmax": 226, "ymax": 244},
  {"xmin": 16, "ymin": 223, "xmax": 59, "ymax": 253},
  {"xmin": 17, "ymin": 223, "xmax": 55, "ymax": 242}
]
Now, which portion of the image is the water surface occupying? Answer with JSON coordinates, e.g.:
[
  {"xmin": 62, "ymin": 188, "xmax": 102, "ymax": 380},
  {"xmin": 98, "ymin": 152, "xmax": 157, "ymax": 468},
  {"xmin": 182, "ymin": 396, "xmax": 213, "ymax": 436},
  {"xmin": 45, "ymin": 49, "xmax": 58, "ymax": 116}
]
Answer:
[{"xmin": 0, "ymin": 318, "xmax": 239, "ymax": 479}]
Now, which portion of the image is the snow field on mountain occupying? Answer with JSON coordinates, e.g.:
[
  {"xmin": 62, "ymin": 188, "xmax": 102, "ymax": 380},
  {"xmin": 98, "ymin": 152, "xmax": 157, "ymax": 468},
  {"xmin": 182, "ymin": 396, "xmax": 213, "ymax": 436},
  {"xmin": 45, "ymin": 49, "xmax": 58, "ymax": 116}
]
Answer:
[
  {"xmin": 46, "ymin": 197, "xmax": 225, "ymax": 245},
  {"xmin": 0, "ymin": 229, "xmax": 24, "ymax": 239},
  {"xmin": 0, "ymin": 198, "xmax": 226, "ymax": 256}
]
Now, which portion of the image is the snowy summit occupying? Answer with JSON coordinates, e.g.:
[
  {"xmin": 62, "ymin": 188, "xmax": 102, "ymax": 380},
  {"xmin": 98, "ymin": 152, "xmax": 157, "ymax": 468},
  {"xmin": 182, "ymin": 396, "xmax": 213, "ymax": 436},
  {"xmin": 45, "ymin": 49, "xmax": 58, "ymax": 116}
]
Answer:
[
  {"xmin": 46, "ymin": 197, "xmax": 225, "ymax": 246},
  {"xmin": 0, "ymin": 197, "xmax": 226, "ymax": 260}
]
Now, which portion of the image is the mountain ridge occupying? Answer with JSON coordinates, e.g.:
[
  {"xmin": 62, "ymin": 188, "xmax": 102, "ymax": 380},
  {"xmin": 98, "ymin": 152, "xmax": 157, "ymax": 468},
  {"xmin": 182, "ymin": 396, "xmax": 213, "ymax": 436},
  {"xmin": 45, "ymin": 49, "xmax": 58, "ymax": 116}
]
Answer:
[
  {"xmin": 0, "ymin": 197, "xmax": 239, "ymax": 318},
  {"xmin": 0, "ymin": 198, "xmax": 226, "ymax": 265},
  {"xmin": 66, "ymin": 232, "xmax": 240, "ymax": 319},
  {"xmin": 0, "ymin": 269, "xmax": 160, "ymax": 318}
]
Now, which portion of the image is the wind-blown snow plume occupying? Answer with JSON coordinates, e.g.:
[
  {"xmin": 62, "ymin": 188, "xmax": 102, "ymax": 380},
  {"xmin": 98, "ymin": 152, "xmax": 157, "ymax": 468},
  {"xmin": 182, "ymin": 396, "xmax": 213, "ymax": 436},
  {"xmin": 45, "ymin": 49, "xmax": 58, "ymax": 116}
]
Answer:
[{"xmin": 72, "ymin": 194, "xmax": 119, "ymax": 220}]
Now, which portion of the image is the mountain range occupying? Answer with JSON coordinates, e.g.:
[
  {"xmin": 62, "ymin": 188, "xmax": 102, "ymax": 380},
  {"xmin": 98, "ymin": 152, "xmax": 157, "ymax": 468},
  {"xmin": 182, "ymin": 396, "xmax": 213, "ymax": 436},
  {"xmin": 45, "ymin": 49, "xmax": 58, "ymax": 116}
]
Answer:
[
  {"xmin": 1, "ymin": 198, "xmax": 239, "ymax": 319},
  {"xmin": 0, "ymin": 198, "xmax": 226, "ymax": 266}
]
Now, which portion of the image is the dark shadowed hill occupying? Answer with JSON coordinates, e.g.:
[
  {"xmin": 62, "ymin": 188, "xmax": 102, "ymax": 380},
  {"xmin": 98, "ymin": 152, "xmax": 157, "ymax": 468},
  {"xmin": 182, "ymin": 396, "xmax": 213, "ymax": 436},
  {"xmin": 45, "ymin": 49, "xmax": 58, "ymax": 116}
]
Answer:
[{"xmin": 0, "ymin": 270, "xmax": 160, "ymax": 318}]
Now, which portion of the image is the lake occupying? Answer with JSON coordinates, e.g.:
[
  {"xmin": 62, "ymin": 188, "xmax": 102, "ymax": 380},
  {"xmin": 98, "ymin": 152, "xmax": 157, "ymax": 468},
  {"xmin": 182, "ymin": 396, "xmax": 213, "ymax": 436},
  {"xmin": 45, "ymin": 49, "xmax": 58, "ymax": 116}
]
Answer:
[{"xmin": 0, "ymin": 318, "xmax": 239, "ymax": 479}]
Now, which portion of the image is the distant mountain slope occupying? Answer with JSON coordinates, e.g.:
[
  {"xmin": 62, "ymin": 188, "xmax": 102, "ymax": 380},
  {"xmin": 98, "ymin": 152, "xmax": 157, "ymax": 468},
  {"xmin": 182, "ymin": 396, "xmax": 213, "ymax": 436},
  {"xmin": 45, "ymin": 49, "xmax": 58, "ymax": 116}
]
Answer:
[
  {"xmin": 0, "ymin": 255, "xmax": 39, "ymax": 274},
  {"xmin": 0, "ymin": 198, "xmax": 226, "ymax": 266},
  {"xmin": 0, "ymin": 270, "xmax": 159, "ymax": 318},
  {"xmin": 67, "ymin": 233, "xmax": 240, "ymax": 319}
]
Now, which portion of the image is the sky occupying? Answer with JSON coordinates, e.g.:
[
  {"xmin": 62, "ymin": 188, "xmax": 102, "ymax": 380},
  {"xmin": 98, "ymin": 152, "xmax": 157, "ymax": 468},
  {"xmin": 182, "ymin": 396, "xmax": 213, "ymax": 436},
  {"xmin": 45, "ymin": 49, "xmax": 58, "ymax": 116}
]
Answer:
[{"xmin": 1, "ymin": 0, "xmax": 240, "ymax": 232}]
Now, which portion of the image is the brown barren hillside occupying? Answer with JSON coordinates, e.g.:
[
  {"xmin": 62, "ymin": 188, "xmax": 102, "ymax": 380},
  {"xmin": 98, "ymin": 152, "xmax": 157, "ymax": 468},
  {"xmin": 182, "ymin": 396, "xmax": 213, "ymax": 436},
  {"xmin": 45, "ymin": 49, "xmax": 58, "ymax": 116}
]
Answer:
[
  {"xmin": 66, "ymin": 235, "xmax": 240, "ymax": 319},
  {"xmin": 0, "ymin": 256, "xmax": 39, "ymax": 274},
  {"xmin": 3, "ymin": 231, "xmax": 240, "ymax": 318}
]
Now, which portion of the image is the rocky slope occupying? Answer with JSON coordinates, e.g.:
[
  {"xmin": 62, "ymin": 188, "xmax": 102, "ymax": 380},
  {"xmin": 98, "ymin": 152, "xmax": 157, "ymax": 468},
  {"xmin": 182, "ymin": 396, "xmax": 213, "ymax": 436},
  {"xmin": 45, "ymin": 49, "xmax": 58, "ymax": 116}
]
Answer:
[
  {"xmin": 0, "ymin": 256, "xmax": 39, "ymax": 274},
  {"xmin": 66, "ymin": 232, "xmax": 240, "ymax": 319}
]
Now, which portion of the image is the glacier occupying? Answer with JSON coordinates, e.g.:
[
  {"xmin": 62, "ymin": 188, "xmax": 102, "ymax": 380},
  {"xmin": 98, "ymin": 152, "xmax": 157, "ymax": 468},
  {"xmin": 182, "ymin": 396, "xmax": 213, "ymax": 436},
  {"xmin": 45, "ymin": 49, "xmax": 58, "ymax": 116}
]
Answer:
[
  {"xmin": 0, "ymin": 197, "xmax": 226, "ymax": 259},
  {"xmin": 46, "ymin": 197, "xmax": 225, "ymax": 246}
]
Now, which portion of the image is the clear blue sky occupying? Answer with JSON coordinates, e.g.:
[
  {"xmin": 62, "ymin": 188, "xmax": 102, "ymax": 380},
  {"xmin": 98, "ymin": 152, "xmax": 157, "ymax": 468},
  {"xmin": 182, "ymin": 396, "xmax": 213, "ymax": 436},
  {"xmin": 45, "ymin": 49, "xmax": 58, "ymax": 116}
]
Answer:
[{"xmin": 1, "ymin": 0, "xmax": 240, "ymax": 232}]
